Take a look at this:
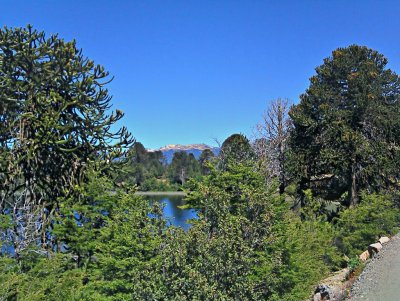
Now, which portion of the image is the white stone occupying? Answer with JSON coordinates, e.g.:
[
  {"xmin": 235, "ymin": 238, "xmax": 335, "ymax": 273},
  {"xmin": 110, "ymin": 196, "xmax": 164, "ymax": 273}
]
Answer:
[
  {"xmin": 359, "ymin": 250, "xmax": 370, "ymax": 262},
  {"xmin": 379, "ymin": 236, "xmax": 390, "ymax": 244},
  {"xmin": 313, "ymin": 292, "xmax": 322, "ymax": 301},
  {"xmin": 368, "ymin": 242, "xmax": 383, "ymax": 255}
]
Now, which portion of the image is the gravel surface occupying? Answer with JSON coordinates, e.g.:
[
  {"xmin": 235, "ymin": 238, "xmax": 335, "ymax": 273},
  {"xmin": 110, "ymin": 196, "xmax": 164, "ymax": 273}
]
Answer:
[{"xmin": 347, "ymin": 233, "xmax": 400, "ymax": 301}]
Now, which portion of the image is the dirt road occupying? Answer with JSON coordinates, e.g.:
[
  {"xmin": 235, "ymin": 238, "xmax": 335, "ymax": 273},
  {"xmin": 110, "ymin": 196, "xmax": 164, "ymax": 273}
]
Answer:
[{"xmin": 347, "ymin": 233, "xmax": 400, "ymax": 301}]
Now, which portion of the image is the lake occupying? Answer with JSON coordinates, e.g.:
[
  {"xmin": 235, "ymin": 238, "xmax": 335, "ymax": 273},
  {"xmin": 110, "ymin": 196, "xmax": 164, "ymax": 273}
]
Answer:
[{"xmin": 143, "ymin": 194, "xmax": 198, "ymax": 230}]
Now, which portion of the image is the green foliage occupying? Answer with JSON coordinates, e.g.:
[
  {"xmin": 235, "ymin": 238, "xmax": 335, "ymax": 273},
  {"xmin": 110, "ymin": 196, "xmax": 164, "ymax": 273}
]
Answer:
[
  {"xmin": 2, "ymin": 167, "xmax": 399, "ymax": 301},
  {"xmin": 221, "ymin": 134, "xmax": 255, "ymax": 167},
  {"xmin": 83, "ymin": 193, "xmax": 166, "ymax": 300},
  {"xmin": 335, "ymin": 192, "xmax": 400, "ymax": 257},
  {"xmin": 0, "ymin": 214, "xmax": 12, "ymax": 231},
  {"xmin": 290, "ymin": 45, "xmax": 400, "ymax": 207},
  {"xmin": 260, "ymin": 189, "xmax": 343, "ymax": 301},
  {"xmin": 2, "ymin": 37, "xmax": 400, "ymax": 301},
  {"xmin": 0, "ymin": 254, "xmax": 86, "ymax": 301},
  {"xmin": 185, "ymin": 163, "xmax": 265, "ymax": 213},
  {"xmin": 140, "ymin": 177, "xmax": 180, "ymax": 191},
  {"xmin": 117, "ymin": 142, "xmax": 206, "ymax": 191},
  {"xmin": 0, "ymin": 171, "xmax": 167, "ymax": 300},
  {"xmin": 276, "ymin": 212, "xmax": 343, "ymax": 301},
  {"xmin": 159, "ymin": 218, "xmax": 265, "ymax": 300},
  {"xmin": 0, "ymin": 25, "xmax": 133, "ymax": 204},
  {"xmin": 167, "ymin": 151, "xmax": 201, "ymax": 185},
  {"xmin": 115, "ymin": 142, "xmax": 165, "ymax": 188},
  {"xmin": 52, "ymin": 170, "xmax": 116, "ymax": 265},
  {"xmin": 0, "ymin": 25, "xmax": 133, "ymax": 257},
  {"xmin": 199, "ymin": 148, "xmax": 216, "ymax": 175},
  {"xmin": 347, "ymin": 256, "xmax": 361, "ymax": 273},
  {"xmin": 162, "ymin": 163, "xmax": 283, "ymax": 300}
]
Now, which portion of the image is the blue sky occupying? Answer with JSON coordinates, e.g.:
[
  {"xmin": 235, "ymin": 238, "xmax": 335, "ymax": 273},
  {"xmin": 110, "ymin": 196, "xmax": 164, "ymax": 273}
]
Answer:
[{"xmin": 2, "ymin": 1, "xmax": 400, "ymax": 149}]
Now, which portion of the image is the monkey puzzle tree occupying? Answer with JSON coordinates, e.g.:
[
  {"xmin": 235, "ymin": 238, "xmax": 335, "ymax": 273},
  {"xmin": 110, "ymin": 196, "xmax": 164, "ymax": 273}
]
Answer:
[
  {"xmin": 290, "ymin": 45, "xmax": 400, "ymax": 207},
  {"xmin": 0, "ymin": 25, "xmax": 133, "ymax": 255}
]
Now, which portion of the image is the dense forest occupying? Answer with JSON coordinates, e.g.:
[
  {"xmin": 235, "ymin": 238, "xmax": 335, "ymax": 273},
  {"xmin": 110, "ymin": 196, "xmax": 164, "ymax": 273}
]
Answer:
[
  {"xmin": 1, "ymin": 26, "xmax": 400, "ymax": 300},
  {"xmin": 114, "ymin": 141, "xmax": 216, "ymax": 191}
]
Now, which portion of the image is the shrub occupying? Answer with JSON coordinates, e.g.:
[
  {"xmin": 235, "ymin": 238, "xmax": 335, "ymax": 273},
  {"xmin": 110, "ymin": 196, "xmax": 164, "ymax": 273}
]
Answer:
[{"xmin": 335, "ymin": 192, "xmax": 400, "ymax": 257}]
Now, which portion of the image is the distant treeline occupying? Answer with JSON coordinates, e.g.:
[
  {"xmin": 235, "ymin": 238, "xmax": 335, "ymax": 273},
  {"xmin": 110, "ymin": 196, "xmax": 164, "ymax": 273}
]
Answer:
[{"xmin": 113, "ymin": 142, "xmax": 217, "ymax": 191}]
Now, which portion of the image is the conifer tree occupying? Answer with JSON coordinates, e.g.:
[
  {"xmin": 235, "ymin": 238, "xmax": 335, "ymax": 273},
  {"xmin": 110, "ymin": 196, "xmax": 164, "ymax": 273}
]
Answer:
[
  {"xmin": 0, "ymin": 25, "xmax": 133, "ymax": 255},
  {"xmin": 290, "ymin": 45, "xmax": 400, "ymax": 206}
]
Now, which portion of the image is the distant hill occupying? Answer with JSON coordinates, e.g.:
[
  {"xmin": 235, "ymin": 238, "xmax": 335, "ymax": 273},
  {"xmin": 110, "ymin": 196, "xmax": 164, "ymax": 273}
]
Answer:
[{"xmin": 149, "ymin": 144, "xmax": 220, "ymax": 164}]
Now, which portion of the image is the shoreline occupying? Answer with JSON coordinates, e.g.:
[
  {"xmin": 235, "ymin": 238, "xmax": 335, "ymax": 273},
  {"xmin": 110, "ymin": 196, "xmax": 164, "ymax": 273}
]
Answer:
[{"xmin": 134, "ymin": 191, "xmax": 186, "ymax": 196}]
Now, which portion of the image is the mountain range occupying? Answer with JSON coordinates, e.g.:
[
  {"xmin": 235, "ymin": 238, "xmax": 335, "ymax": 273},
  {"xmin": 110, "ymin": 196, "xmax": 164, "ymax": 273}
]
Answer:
[{"xmin": 149, "ymin": 144, "xmax": 220, "ymax": 163}]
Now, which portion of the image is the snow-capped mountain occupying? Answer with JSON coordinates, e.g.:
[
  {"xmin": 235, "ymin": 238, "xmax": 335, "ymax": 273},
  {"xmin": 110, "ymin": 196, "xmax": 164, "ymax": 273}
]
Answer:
[{"xmin": 149, "ymin": 144, "xmax": 220, "ymax": 163}]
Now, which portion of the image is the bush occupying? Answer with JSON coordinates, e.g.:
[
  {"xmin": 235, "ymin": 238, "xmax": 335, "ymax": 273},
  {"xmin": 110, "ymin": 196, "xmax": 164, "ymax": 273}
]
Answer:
[
  {"xmin": 335, "ymin": 192, "xmax": 400, "ymax": 257},
  {"xmin": 276, "ymin": 212, "xmax": 343, "ymax": 301},
  {"xmin": 140, "ymin": 178, "xmax": 180, "ymax": 191}
]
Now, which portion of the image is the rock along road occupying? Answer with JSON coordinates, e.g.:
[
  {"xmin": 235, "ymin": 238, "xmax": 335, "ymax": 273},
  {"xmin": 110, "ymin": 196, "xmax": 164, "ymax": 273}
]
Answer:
[{"xmin": 347, "ymin": 233, "xmax": 400, "ymax": 301}]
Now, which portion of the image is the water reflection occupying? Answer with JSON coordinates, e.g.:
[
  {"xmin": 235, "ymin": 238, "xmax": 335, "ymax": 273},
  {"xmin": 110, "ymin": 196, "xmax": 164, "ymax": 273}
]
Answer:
[{"xmin": 145, "ymin": 195, "xmax": 197, "ymax": 230}]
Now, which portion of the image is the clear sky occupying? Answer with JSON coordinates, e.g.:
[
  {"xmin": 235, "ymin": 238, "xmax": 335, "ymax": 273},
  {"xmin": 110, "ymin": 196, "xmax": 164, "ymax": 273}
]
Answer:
[{"xmin": 2, "ymin": 1, "xmax": 400, "ymax": 149}]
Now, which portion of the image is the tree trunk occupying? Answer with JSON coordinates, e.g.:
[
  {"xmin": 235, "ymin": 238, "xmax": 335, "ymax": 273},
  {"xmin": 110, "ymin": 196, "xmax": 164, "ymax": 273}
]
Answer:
[
  {"xmin": 278, "ymin": 142, "xmax": 285, "ymax": 194},
  {"xmin": 349, "ymin": 163, "xmax": 359, "ymax": 207},
  {"xmin": 179, "ymin": 168, "xmax": 186, "ymax": 185}
]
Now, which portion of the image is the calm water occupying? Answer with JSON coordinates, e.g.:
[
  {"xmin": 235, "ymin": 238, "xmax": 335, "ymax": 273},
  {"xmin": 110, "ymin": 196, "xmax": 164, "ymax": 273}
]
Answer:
[{"xmin": 145, "ymin": 195, "xmax": 198, "ymax": 230}]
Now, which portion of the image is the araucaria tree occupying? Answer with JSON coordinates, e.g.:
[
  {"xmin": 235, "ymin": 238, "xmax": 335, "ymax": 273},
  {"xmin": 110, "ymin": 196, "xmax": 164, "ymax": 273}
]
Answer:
[
  {"xmin": 0, "ymin": 25, "xmax": 133, "ymax": 256},
  {"xmin": 290, "ymin": 45, "xmax": 400, "ymax": 207}
]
